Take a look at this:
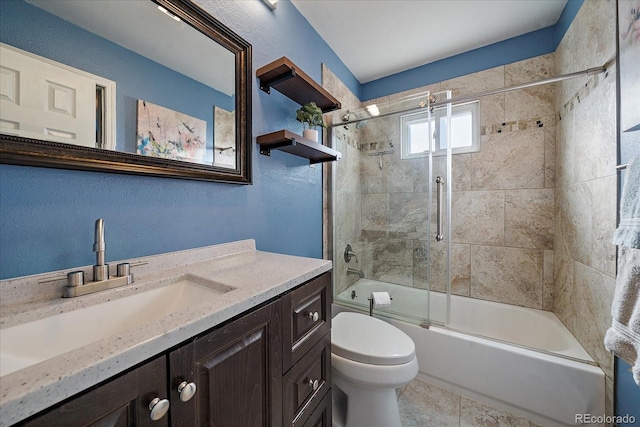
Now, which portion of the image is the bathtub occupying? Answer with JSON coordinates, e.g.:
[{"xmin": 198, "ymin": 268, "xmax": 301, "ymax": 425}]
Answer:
[{"xmin": 334, "ymin": 279, "xmax": 606, "ymax": 427}]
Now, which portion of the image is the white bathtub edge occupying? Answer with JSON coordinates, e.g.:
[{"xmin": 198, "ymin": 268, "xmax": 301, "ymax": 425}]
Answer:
[
  {"xmin": 332, "ymin": 303, "xmax": 606, "ymax": 427},
  {"xmin": 399, "ymin": 322, "xmax": 605, "ymax": 427}
]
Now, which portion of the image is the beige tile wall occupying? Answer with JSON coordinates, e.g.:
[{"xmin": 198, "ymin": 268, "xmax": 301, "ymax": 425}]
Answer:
[
  {"xmin": 323, "ymin": 1, "xmax": 617, "ymax": 413},
  {"xmin": 553, "ymin": 0, "xmax": 617, "ymax": 416},
  {"xmin": 330, "ymin": 53, "xmax": 557, "ymax": 310},
  {"xmin": 322, "ymin": 64, "xmax": 364, "ymax": 294}
]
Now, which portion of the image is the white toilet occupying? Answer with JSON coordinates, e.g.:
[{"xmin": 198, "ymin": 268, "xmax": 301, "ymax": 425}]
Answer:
[{"xmin": 331, "ymin": 312, "xmax": 419, "ymax": 427}]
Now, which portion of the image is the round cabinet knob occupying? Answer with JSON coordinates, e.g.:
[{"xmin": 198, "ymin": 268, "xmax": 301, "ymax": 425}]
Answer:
[
  {"xmin": 177, "ymin": 381, "xmax": 197, "ymax": 402},
  {"xmin": 308, "ymin": 379, "xmax": 319, "ymax": 391},
  {"xmin": 308, "ymin": 311, "xmax": 319, "ymax": 322},
  {"xmin": 148, "ymin": 397, "xmax": 170, "ymax": 421}
]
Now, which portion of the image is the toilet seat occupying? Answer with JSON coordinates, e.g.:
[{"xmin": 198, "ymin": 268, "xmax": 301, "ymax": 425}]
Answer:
[{"xmin": 332, "ymin": 312, "xmax": 415, "ymax": 365}]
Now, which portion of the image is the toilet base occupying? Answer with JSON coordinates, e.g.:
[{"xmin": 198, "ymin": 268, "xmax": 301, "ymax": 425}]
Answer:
[
  {"xmin": 333, "ymin": 374, "xmax": 402, "ymax": 427},
  {"xmin": 332, "ymin": 386, "xmax": 347, "ymax": 427}
]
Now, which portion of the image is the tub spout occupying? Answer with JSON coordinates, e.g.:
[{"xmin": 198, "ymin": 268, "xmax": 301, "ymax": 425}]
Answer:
[{"xmin": 346, "ymin": 268, "xmax": 364, "ymax": 279}]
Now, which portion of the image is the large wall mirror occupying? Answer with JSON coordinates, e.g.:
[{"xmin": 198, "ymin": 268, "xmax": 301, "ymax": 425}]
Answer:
[{"xmin": 0, "ymin": 0, "xmax": 252, "ymax": 184}]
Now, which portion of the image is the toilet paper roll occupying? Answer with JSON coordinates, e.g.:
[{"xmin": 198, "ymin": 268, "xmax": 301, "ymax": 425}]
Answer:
[{"xmin": 370, "ymin": 291, "xmax": 392, "ymax": 308}]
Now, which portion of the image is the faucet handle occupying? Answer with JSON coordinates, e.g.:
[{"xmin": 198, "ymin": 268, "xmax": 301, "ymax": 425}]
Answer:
[
  {"xmin": 116, "ymin": 263, "xmax": 130, "ymax": 277},
  {"xmin": 67, "ymin": 271, "xmax": 84, "ymax": 287},
  {"xmin": 116, "ymin": 263, "xmax": 134, "ymax": 284},
  {"xmin": 344, "ymin": 244, "xmax": 358, "ymax": 264}
]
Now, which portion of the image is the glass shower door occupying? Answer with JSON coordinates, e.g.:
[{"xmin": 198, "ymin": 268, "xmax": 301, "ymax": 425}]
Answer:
[
  {"xmin": 421, "ymin": 90, "xmax": 452, "ymax": 326},
  {"xmin": 330, "ymin": 90, "xmax": 452, "ymax": 328}
]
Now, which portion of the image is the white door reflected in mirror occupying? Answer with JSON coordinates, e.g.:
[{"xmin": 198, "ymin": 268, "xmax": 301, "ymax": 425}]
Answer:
[{"xmin": 0, "ymin": 43, "xmax": 116, "ymax": 149}]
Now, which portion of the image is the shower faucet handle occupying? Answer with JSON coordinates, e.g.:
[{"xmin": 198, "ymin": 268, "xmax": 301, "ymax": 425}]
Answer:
[{"xmin": 344, "ymin": 244, "xmax": 358, "ymax": 263}]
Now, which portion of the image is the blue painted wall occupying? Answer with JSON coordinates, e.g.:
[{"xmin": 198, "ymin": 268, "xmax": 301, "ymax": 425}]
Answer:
[
  {"xmin": 0, "ymin": 0, "xmax": 581, "ymax": 280},
  {"xmin": 362, "ymin": 27, "xmax": 556, "ymax": 101},
  {"xmin": 616, "ymin": 359, "xmax": 640, "ymax": 422},
  {"xmin": 554, "ymin": 0, "xmax": 585, "ymax": 46},
  {"xmin": 0, "ymin": 0, "xmax": 359, "ymax": 279},
  {"xmin": 361, "ymin": 0, "xmax": 585, "ymax": 101}
]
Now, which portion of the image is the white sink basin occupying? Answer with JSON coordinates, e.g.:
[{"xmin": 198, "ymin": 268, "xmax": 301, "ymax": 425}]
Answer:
[{"xmin": 0, "ymin": 276, "xmax": 234, "ymax": 377}]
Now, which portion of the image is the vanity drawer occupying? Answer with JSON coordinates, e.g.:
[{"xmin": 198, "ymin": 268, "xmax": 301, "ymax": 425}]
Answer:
[
  {"xmin": 301, "ymin": 391, "xmax": 332, "ymax": 427},
  {"xmin": 282, "ymin": 272, "xmax": 331, "ymax": 370},
  {"xmin": 283, "ymin": 333, "xmax": 331, "ymax": 427}
]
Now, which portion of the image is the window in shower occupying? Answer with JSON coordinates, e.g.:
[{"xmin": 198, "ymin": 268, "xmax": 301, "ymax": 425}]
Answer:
[{"xmin": 400, "ymin": 101, "xmax": 479, "ymax": 159}]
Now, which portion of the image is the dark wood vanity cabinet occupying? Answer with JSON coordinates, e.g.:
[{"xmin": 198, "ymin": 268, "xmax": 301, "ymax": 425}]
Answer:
[
  {"xmin": 282, "ymin": 273, "xmax": 332, "ymax": 427},
  {"xmin": 19, "ymin": 356, "xmax": 169, "ymax": 427},
  {"xmin": 18, "ymin": 272, "xmax": 332, "ymax": 427},
  {"xmin": 169, "ymin": 271, "xmax": 332, "ymax": 427},
  {"xmin": 169, "ymin": 299, "xmax": 283, "ymax": 426}
]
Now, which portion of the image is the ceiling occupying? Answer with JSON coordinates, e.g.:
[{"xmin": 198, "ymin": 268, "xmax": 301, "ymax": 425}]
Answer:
[
  {"xmin": 291, "ymin": 0, "xmax": 568, "ymax": 83},
  {"xmin": 27, "ymin": 0, "xmax": 235, "ymax": 96}
]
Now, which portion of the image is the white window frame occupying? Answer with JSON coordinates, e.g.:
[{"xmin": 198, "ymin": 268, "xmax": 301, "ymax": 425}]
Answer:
[{"xmin": 401, "ymin": 101, "xmax": 479, "ymax": 159}]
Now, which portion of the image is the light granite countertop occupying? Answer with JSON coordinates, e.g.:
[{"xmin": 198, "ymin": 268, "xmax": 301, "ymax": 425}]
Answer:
[{"xmin": 0, "ymin": 240, "xmax": 332, "ymax": 426}]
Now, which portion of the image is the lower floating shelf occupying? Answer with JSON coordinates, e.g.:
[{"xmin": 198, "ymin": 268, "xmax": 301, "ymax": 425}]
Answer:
[{"xmin": 256, "ymin": 130, "xmax": 342, "ymax": 164}]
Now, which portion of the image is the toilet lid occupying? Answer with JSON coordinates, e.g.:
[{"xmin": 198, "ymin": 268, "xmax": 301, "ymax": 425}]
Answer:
[{"xmin": 332, "ymin": 312, "xmax": 416, "ymax": 365}]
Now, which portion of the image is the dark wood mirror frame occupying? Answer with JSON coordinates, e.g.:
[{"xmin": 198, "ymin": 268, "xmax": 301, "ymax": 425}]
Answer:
[{"xmin": 0, "ymin": 0, "xmax": 252, "ymax": 184}]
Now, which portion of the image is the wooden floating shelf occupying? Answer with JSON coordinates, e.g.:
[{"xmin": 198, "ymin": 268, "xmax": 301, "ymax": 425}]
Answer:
[
  {"xmin": 256, "ymin": 57, "xmax": 342, "ymax": 113},
  {"xmin": 256, "ymin": 130, "xmax": 342, "ymax": 164}
]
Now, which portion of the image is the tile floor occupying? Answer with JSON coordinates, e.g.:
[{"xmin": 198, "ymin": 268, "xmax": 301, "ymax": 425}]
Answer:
[{"xmin": 397, "ymin": 377, "xmax": 542, "ymax": 427}]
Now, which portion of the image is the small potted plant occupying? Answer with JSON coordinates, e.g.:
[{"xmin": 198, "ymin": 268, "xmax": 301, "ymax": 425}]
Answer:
[{"xmin": 296, "ymin": 102, "xmax": 325, "ymax": 142}]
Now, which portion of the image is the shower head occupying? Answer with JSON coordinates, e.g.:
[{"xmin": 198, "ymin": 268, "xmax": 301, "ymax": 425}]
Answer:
[
  {"xmin": 342, "ymin": 111, "xmax": 357, "ymax": 122},
  {"xmin": 342, "ymin": 110, "xmax": 369, "ymax": 129}
]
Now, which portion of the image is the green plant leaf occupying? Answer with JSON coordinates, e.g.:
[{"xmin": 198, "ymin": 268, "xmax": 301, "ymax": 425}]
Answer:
[{"xmin": 294, "ymin": 101, "xmax": 326, "ymax": 129}]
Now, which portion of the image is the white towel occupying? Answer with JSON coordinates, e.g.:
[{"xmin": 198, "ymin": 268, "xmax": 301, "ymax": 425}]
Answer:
[
  {"xmin": 605, "ymin": 155, "xmax": 640, "ymax": 386},
  {"xmin": 604, "ymin": 246, "xmax": 640, "ymax": 385},
  {"xmin": 612, "ymin": 155, "xmax": 640, "ymax": 249}
]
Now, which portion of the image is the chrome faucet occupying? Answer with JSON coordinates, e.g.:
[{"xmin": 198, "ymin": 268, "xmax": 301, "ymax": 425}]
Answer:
[
  {"xmin": 93, "ymin": 218, "xmax": 108, "ymax": 281},
  {"xmin": 63, "ymin": 219, "xmax": 134, "ymax": 298},
  {"xmin": 346, "ymin": 267, "xmax": 364, "ymax": 279}
]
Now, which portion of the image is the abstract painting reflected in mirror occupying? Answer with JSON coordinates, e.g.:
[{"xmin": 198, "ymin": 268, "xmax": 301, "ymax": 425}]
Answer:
[
  {"xmin": 214, "ymin": 106, "xmax": 236, "ymax": 169},
  {"xmin": 137, "ymin": 100, "xmax": 207, "ymax": 164}
]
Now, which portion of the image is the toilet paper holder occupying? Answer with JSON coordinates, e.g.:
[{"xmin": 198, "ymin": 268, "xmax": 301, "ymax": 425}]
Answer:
[{"xmin": 368, "ymin": 293, "xmax": 393, "ymax": 316}]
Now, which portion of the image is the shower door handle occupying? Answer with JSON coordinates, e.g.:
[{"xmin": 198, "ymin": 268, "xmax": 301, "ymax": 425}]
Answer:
[{"xmin": 436, "ymin": 176, "xmax": 444, "ymax": 242}]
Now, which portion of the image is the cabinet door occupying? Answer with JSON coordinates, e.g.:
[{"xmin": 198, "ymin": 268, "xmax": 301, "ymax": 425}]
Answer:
[
  {"xmin": 19, "ymin": 356, "xmax": 168, "ymax": 427},
  {"xmin": 170, "ymin": 300, "xmax": 283, "ymax": 427}
]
